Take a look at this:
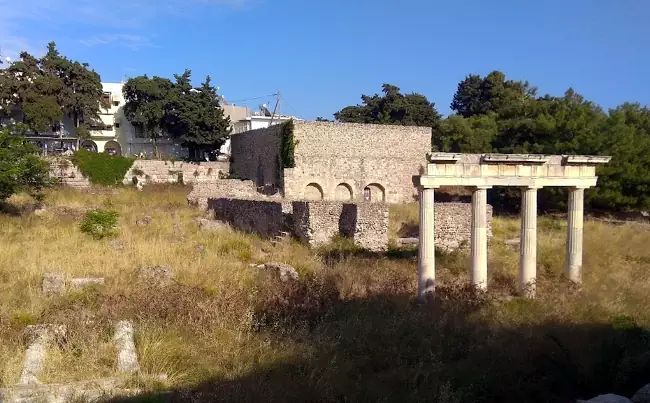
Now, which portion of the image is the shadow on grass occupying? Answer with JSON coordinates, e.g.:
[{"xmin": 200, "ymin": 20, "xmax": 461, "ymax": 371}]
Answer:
[{"xmin": 107, "ymin": 281, "xmax": 650, "ymax": 403}]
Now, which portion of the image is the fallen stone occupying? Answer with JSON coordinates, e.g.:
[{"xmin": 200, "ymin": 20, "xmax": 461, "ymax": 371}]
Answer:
[
  {"xmin": 505, "ymin": 238, "xmax": 520, "ymax": 246},
  {"xmin": 0, "ymin": 377, "xmax": 137, "ymax": 403},
  {"xmin": 114, "ymin": 321, "xmax": 139, "ymax": 374},
  {"xmin": 33, "ymin": 206, "xmax": 47, "ymax": 216},
  {"xmin": 136, "ymin": 216, "xmax": 153, "ymax": 226},
  {"xmin": 579, "ymin": 394, "xmax": 633, "ymax": 403},
  {"xmin": 42, "ymin": 273, "xmax": 66, "ymax": 297},
  {"xmin": 197, "ymin": 218, "xmax": 229, "ymax": 231},
  {"xmin": 137, "ymin": 265, "xmax": 173, "ymax": 286},
  {"xmin": 264, "ymin": 262, "xmax": 299, "ymax": 282},
  {"xmin": 109, "ymin": 239, "xmax": 125, "ymax": 251},
  {"xmin": 632, "ymin": 384, "xmax": 650, "ymax": 403},
  {"xmin": 19, "ymin": 325, "xmax": 66, "ymax": 385},
  {"xmin": 69, "ymin": 277, "xmax": 105, "ymax": 291},
  {"xmin": 397, "ymin": 237, "xmax": 419, "ymax": 245}
]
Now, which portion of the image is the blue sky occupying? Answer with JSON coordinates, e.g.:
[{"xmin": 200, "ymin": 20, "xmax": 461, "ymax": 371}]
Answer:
[{"xmin": 1, "ymin": 0, "xmax": 649, "ymax": 120}]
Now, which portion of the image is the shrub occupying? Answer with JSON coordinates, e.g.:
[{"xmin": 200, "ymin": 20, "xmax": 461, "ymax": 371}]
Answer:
[
  {"xmin": 79, "ymin": 209, "xmax": 119, "ymax": 239},
  {"xmin": 71, "ymin": 149, "xmax": 134, "ymax": 186},
  {"xmin": 132, "ymin": 167, "xmax": 145, "ymax": 176}
]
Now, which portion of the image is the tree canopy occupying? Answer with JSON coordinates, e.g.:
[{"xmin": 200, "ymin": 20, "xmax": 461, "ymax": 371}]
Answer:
[
  {"xmin": 122, "ymin": 70, "xmax": 230, "ymax": 160},
  {"xmin": 334, "ymin": 84, "xmax": 441, "ymax": 127},
  {"xmin": 0, "ymin": 42, "xmax": 102, "ymax": 135}
]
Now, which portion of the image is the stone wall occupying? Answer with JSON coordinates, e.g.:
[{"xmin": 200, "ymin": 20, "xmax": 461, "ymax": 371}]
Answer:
[
  {"xmin": 49, "ymin": 158, "xmax": 228, "ymax": 188},
  {"xmin": 292, "ymin": 201, "xmax": 389, "ymax": 251},
  {"xmin": 228, "ymin": 121, "xmax": 431, "ymax": 203},
  {"xmin": 48, "ymin": 158, "xmax": 90, "ymax": 188},
  {"xmin": 187, "ymin": 179, "xmax": 279, "ymax": 210},
  {"xmin": 229, "ymin": 124, "xmax": 283, "ymax": 187},
  {"xmin": 124, "ymin": 160, "xmax": 229, "ymax": 186},
  {"xmin": 206, "ymin": 198, "xmax": 293, "ymax": 238},
  {"xmin": 287, "ymin": 122, "xmax": 430, "ymax": 204},
  {"xmin": 435, "ymin": 203, "xmax": 494, "ymax": 250}
]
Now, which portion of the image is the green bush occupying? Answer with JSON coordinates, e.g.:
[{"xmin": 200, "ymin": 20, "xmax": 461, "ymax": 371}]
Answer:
[
  {"xmin": 79, "ymin": 209, "xmax": 119, "ymax": 239},
  {"xmin": 280, "ymin": 119, "xmax": 297, "ymax": 168},
  {"xmin": 71, "ymin": 149, "xmax": 134, "ymax": 186}
]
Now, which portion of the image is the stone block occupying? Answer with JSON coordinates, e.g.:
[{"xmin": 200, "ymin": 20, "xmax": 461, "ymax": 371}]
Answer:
[
  {"xmin": 264, "ymin": 263, "xmax": 299, "ymax": 282},
  {"xmin": 42, "ymin": 273, "xmax": 66, "ymax": 296},
  {"xmin": 137, "ymin": 265, "xmax": 173, "ymax": 287},
  {"xmin": 69, "ymin": 278, "xmax": 105, "ymax": 290}
]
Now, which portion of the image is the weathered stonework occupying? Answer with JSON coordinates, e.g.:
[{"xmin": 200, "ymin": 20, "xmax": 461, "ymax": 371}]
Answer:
[
  {"xmin": 206, "ymin": 198, "xmax": 293, "ymax": 238},
  {"xmin": 435, "ymin": 203, "xmax": 493, "ymax": 251},
  {"xmin": 124, "ymin": 160, "xmax": 229, "ymax": 186},
  {"xmin": 230, "ymin": 121, "xmax": 431, "ymax": 203},
  {"xmin": 49, "ymin": 158, "xmax": 228, "ymax": 188},
  {"xmin": 187, "ymin": 179, "xmax": 278, "ymax": 210},
  {"xmin": 292, "ymin": 201, "xmax": 389, "ymax": 251}
]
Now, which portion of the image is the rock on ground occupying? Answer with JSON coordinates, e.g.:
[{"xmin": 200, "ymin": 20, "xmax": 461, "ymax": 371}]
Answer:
[
  {"xmin": 632, "ymin": 384, "xmax": 650, "ymax": 403},
  {"xmin": 136, "ymin": 216, "xmax": 153, "ymax": 226},
  {"xmin": 264, "ymin": 263, "xmax": 299, "ymax": 282},
  {"xmin": 19, "ymin": 325, "xmax": 66, "ymax": 385},
  {"xmin": 137, "ymin": 265, "xmax": 174, "ymax": 286},
  {"xmin": 0, "ymin": 377, "xmax": 138, "ymax": 403},
  {"xmin": 110, "ymin": 239, "xmax": 125, "ymax": 251},
  {"xmin": 70, "ymin": 278, "xmax": 105, "ymax": 290},
  {"xmin": 42, "ymin": 273, "xmax": 66, "ymax": 296},
  {"xmin": 114, "ymin": 320, "xmax": 140, "ymax": 374},
  {"xmin": 578, "ymin": 394, "xmax": 634, "ymax": 403},
  {"xmin": 196, "ymin": 218, "xmax": 229, "ymax": 231}
]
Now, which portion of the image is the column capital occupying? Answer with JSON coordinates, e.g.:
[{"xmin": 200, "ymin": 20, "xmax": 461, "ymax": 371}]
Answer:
[
  {"xmin": 568, "ymin": 185, "xmax": 590, "ymax": 190},
  {"xmin": 520, "ymin": 185, "xmax": 542, "ymax": 190},
  {"xmin": 473, "ymin": 185, "xmax": 492, "ymax": 190}
]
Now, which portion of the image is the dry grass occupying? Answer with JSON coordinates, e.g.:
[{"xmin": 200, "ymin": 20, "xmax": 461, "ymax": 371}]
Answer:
[{"xmin": 0, "ymin": 186, "xmax": 649, "ymax": 402}]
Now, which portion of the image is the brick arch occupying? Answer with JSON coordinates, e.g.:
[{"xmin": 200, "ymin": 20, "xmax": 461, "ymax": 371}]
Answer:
[
  {"xmin": 334, "ymin": 183, "xmax": 354, "ymax": 201},
  {"xmin": 363, "ymin": 183, "xmax": 385, "ymax": 202},
  {"xmin": 304, "ymin": 182, "xmax": 324, "ymax": 200}
]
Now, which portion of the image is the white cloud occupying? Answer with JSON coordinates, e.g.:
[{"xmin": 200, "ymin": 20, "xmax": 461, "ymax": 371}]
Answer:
[
  {"xmin": 0, "ymin": 0, "xmax": 257, "ymax": 57},
  {"xmin": 79, "ymin": 34, "xmax": 156, "ymax": 51}
]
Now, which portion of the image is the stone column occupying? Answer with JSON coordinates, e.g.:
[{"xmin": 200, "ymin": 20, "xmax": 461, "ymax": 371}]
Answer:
[
  {"xmin": 565, "ymin": 187, "xmax": 585, "ymax": 284},
  {"xmin": 418, "ymin": 187, "xmax": 436, "ymax": 301},
  {"xmin": 519, "ymin": 186, "xmax": 538, "ymax": 298},
  {"xmin": 470, "ymin": 186, "xmax": 490, "ymax": 290}
]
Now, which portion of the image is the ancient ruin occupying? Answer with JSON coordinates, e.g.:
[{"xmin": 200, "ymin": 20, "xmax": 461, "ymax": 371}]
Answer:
[{"xmin": 417, "ymin": 152, "xmax": 611, "ymax": 300}]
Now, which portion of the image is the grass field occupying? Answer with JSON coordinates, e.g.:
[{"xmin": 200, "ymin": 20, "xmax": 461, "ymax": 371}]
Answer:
[{"xmin": 0, "ymin": 185, "xmax": 649, "ymax": 402}]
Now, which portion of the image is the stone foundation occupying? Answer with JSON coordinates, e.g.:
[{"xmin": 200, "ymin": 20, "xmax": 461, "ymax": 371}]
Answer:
[
  {"xmin": 206, "ymin": 198, "xmax": 293, "ymax": 237},
  {"xmin": 292, "ymin": 201, "xmax": 389, "ymax": 251}
]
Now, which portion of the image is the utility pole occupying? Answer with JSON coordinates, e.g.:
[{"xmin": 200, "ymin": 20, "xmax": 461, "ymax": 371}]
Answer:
[{"xmin": 269, "ymin": 89, "xmax": 280, "ymax": 126}]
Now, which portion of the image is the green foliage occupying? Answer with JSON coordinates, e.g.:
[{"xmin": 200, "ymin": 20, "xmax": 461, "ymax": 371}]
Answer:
[
  {"xmin": 0, "ymin": 127, "xmax": 50, "ymax": 201},
  {"xmin": 334, "ymin": 84, "xmax": 441, "ymax": 127},
  {"xmin": 71, "ymin": 149, "xmax": 134, "ymax": 186},
  {"xmin": 0, "ymin": 42, "xmax": 102, "ymax": 134},
  {"xmin": 79, "ymin": 209, "xmax": 119, "ymax": 239},
  {"xmin": 280, "ymin": 119, "xmax": 296, "ymax": 168}
]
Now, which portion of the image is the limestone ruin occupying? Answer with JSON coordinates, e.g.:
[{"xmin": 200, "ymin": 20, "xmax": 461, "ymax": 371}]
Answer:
[{"xmin": 416, "ymin": 152, "xmax": 611, "ymax": 300}]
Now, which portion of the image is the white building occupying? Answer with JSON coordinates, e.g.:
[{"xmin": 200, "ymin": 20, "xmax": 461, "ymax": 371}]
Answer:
[{"xmin": 219, "ymin": 104, "xmax": 302, "ymax": 156}]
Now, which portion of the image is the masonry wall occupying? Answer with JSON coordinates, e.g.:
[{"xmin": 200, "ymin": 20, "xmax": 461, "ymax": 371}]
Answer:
[
  {"xmin": 284, "ymin": 122, "xmax": 431, "ymax": 203},
  {"xmin": 292, "ymin": 201, "xmax": 390, "ymax": 251},
  {"xmin": 435, "ymin": 203, "xmax": 494, "ymax": 251},
  {"xmin": 124, "ymin": 160, "xmax": 229, "ymax": 185},
  {"xmin": 48, "ymin": 158, "xmax": 90, "ymax": 188},
  {"xmin": 229, "ymin": 125, "xmax": 283, "ymax": 187},
  {"xmin": 187, "ymin": 179, "xmax": 279, "ymax": 210},
  {"xmin": 206, "ymin": 198, "xmax": 292, "ymax": 238}
]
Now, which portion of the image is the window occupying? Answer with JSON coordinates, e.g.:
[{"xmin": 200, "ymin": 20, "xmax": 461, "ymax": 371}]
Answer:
[
  {"xmin": 102, "ymin": 92, "xmax": 111, "ymax": 103},
  {"xmin": 115, "ymin": 123, "xmax": 120, "ymax": 129},
  {"xmin": 112, "ymin": 101, "xmax": 119, "ymax": 107}
]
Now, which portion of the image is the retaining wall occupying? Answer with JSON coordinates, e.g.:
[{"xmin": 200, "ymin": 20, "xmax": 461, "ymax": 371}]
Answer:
[{"xmin": 206, "ymin": 198, "xmax": 293, "ymax": 237}]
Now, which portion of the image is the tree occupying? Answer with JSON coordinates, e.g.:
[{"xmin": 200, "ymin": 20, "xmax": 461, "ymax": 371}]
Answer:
[
  {"xmin": 450, "ymin": 71, "xmax": 537, "ymax": 118},
  {"xmin": 165, "ymin": 71, "xmax": 231, "ymax": 161},
  {"xmin": 434, "ymin": 114, "xmax": 497, "ymax": 153},
  {"xmin": 40, "ymin": 42, "xmax": 103, "ymax": 137},
  {"xmin": 122, "ymin": 75, "xmax": 173, "ymax": 158},
  {"xmin": 0, "ymin": 126, "xmax": 50, "ymax": 201},
  {"xmin": 334, "ymin": 84, "xmax": 441, "ymax": 127},
  {"xmin": 315, "ymin": 116, "xmax": 331, "ymax": 122}
]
